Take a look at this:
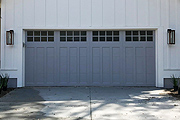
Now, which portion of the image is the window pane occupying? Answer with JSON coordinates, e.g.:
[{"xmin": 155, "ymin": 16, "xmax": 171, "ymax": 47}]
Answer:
[
  {"xmin": 107, "ymin": 37, "xmax": 112, "ymax": 41},
  {"xmin": 133, "ymin": 37, "xmax": 139, "ymax": 41},
  {"xmin": 67, "ymin": 37, "xmax": 73, "ymax": 41},
  {"xmin": 27, "ymin": 31, "xmax": 33, "ymax": 36},
  {"xmin": 60, "ymin": 31, "xmax": 66, "ymax": 36},
  {"xmin": 74, "ymin": 31, "xmax": 79, "ymax": 36},
  {"xmin": 74, "ymin": 37, "xmax": 80, "ymax": 41},
  {"xmin": 34, "ymin": 37, "xmax": 40, "ymax": 42},
  {"xmin": 81, "ymin": 37, "xmax": 86, "ymax": 41},
  {"xmin": 93, "ymin": 31, "xmax": 98, "ymax": 36},
  {"xmin": 41, "ymin": 37, "xmax": 47, "ymax": 42},
  {"xmin": 113, "ymin": 37, "xmax": 119, "ymax": 41},
  {"xmin": 147, "ymin": 37, "xmax": 153, "ymax": 41},
  {"xmin": 140, "ymin": 37, "xmax": 146, "ymax": 41},
  {"xmin": 93, "ymin": 37, "xmax": 98, "ymax": 41},
  {"xmin": 41, "ymin": 31, "xmax": 47, "ymax": 36},
  {"xmin": 140, "ymin": 31, "xmax": 145, "ymax": 35},
  {"xmin": 126, "ymin": 37, "xmax": 131, "ymax": 41},
  {"xmin": 27, "ymin": 37, "xmax": 33, "ymax": 42},
  {"xmin": 60, "ymin": 37, "xmax": 66, "ymax": 41},
  {"xmin": 100, "ymin": 37, "xmax": 105, "ymax": 41},
  {"xmin": 81, "ymin": 31, "xmax": 86, "ymax": 36},
  {"xmin": 147, "ymin": 31, "xmax": 153, "ymax": 35},
  {"xmin": 34, "ymin": 31, "xmax": 40, "ymax": 36},
  {"xmin": 126, "ymin": 31, "xmax": 131, "ymax": 35},
  {"xmin": 107, "ymin": 31, "xmax": 112, "ymax": 35},
  {"xmin": 67, "ymin": 31, "xmax": 73, "ymax": 36},
  {"xmin": 48, "ymin": 31, "xmax": 54, "ymax": 36},
  {"xmin": 100, "ymin": 31, "xmax": 105, "ymax": 36},
  {"xmin": 114, "ymin": 31, "xmax": 119, "ymax": 35},
  {"xmin": 48, "ymin": 37, "xmax": 54, "ymax": 42},
  {"xmin": 133, "ymin": 31, "xmax": 138, "ymax": 35}
]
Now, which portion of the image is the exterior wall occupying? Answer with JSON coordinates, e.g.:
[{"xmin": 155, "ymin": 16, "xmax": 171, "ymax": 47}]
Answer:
[
  {"xmin": 0, "ymin": 8, "xmax": 1, "ymax": 67},
  {"xmin": 0, "ymin": 0, "xmax": 180, "ymax": 87}
]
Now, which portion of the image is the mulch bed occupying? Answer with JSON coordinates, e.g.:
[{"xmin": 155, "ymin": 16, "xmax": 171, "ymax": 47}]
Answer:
[
  {"xmin": 165, "ymin": 89, "xmax": 180, "ymax": 100},
  {"xmin": 0, "ymin": 88, "xmax": 15, "ymax": 98}
]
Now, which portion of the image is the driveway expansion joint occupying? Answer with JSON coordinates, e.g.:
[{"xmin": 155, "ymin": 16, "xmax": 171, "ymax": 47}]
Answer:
[{"xmin": 89, "ymin": 87, "xmax": 92, "ymax": 120}]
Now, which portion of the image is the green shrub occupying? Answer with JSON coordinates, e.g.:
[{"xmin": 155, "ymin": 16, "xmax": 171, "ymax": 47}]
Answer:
[{"xmin": 171, "ymin": 74, "xmax": 179, "ymax": 86}]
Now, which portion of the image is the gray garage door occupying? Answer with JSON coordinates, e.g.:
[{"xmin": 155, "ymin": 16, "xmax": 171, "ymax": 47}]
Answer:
[{"xmin": 25, "ymin": 30, "xmax": 155, "ymax": 86}]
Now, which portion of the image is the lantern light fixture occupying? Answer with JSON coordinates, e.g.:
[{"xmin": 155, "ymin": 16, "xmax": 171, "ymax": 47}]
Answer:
[
  {"xmin": 6, "ymin": 30, "xmax": 14, "ymax": 45},
  {"xmin": 167, "ymin": 29, "xmax": 175, "ymax": 44}
]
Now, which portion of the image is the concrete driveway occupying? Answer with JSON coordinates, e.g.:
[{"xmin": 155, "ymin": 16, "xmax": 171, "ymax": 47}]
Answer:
[{"xmin": 0, "ymin": 87, "xmax": 179, "ymax": 120}]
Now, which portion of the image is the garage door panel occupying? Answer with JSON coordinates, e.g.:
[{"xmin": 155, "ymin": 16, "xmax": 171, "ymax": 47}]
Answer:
[
  {"xmin": 69, "ymin": 74, "xmax": 77, "ymax": 83},
  {"xmin": 69, "ymin": 48, "xmax": 78, "ymax": 83},
  {"xmin": 26, "ymin": 47, "xmax": 35, "ymax": 85},
  {"xmin": 92, "ymin": 48, "xmax": 100, "ymax": 74},
  {"xmin": 147, "ymin": 74, "xmax": 155, "ymax": 85},
  {"xmin": 36, "ymin": 48, "xmax": 45, "ymax": 74},
  {"xmin": 26, "ymin": 30, "xmax": 155, "ymax": 86},
  {"xmin": 136, "ymin": 56, "xmax": 145, "ymax": 74},
  {"xmin": 60, "ymin": 47, "xmax": 68, "ymax": 56},
  {"xmin": 135, "ymin": 47, "xmax": 144, "ymax": 56},
  {"xmin": 69, "ymin": 56, "xmax": 77, "ymax": 74},
  {"xmin": 102, "ymin": 47, "xmax": 111, "ymax": 74},
  {"xmin": 59, "ymin": 47, "xmax": 68, "ymax": 84},
  {"xmin": 136, "ymin": 73, "xmax": 146, "ymax": 84},
  {"xmin": 146, "ymin": 47, "xmax": 155, "ymax": 75},
  {"xmin": 112, "ymin": 56, "xmax": 120, "ymax": 73},
  {"xmin": 103, "ymin": 74, "xmax": 111, "ymax": 84},
  {"xmin": 80, "ymin": 47, "xmax": 87, "ymax": 56},
  {"xmin": 59, "ymin": 57, "xmax": 68, "ymax": 73},
  {"xmin": 146, "ymin": 47, "xmax": 154, "ymax": 56},
  {"xmin": 125, "ymin": 74, "xmax": 134, "ymax": 85},
  {"xmin": 59, "ymin": 74, "xmax": 68, "ymax": 83},
  {"xmin": 93, "ymin": 74, "xmax": 101, "ymax": 84},
  {"xmin": 79, "ymin": 51, "xmax": 88, "ymax": 84},
  {"xmin": 59, "ymin": 47, "xmax": 68, "ymax": 73},
  {"xmin": 92, "ymin": 57, "xmax": 100, "ymax": 73},
  {"xmin": 46, "ymin": 74, "xmax": 55, "ymax": 85},
  {"xmin": 80, "ymin": 74, "xmax": 87, "ymax": 84},
  {"xmin": 46, "ymin": 47, "xmax": 56, "ymax": 84},
  {"xmin": 125, "ymin": 47, "xmax": 135, "ymax": 85},
  {"xmin": 36, "ymin": 73, "xmax": 45, "ymax": 84},
  {"xmin": 102, "ymin": 58, "xmax": 110, "ymax": 73},
  {"xmin": 146, "ymin": 57, "xmax": 155, "ymax": 73},
  {"xmin": 112, "ymin": 47, "xmax": 121, "ymax": 84},
  {"xmin": 112, "ymin": 74, "xmax": 121, "ymax": 84},
  {"xmin": 47, "ymin": 47, "xmax": 55, "ymax": 73},
  {"xmin": 79, "ymin": 57, "xmax": 87, "ymax": 73},
  {"xmin": 36, "ymin": 48, "xmax": 46, "ymax": 84},
  {"xmin": 125, "ymin": 48, "xmax": 134, "ymax": 74},
  {"xmin": 125, "ymin": 47, "xmax": 134, "ymax": 56},
  {"xmin": 79, "ymin": 47, "xmax": 87, "ymax": 76}
]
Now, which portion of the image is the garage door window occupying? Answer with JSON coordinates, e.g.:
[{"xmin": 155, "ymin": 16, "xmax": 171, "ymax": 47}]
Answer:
[
  {"xmin": 60, "ymin": 31, "xmax": 87, "ymax": 42},
  {"xmin": 27, "ymin": 31, "xmax": 54, "ymax": 42},
  {"xmin": 126, "ymin": 31, "xmax": 154, "ymax": 42},
  {"xmin": 93, "ymin": 31, "xmax": 120, "ymax": 42}
]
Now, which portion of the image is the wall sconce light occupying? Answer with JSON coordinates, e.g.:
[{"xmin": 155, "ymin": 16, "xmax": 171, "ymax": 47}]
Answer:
[
  {"xmin": 167, "ymin": 29, "xmax": 175, "ymax": 44},
  {"xmin": 6, "ymin": 30, "xmax": 14, "ymax": 45}
]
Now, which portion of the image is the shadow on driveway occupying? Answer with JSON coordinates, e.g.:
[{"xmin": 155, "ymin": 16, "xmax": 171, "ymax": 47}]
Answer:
[{"xmin": 0, "ymin": 87, "xmax": 179, "ymax": 120}]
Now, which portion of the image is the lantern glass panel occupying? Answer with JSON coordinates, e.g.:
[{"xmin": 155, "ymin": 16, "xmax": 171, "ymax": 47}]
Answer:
[
  {"xmin": 167, "ymin": 29, "xmax": 175, "ymax": 44},
  {"xmin": 7, "ymin": 32, "xmax": 12, "ymax": 44},
  {"xmin": 6, "ymin": 31, "xmax": 14, "ymax": 45}
]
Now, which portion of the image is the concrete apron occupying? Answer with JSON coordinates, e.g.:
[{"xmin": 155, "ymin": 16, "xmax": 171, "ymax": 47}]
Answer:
[{"xmin": 0, "ymin": 87, "xmax": 179, "ymax": 120}]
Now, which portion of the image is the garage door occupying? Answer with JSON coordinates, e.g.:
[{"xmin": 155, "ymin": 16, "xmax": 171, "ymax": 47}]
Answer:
[{"xmin": 25, "ymin": 30, "xmax": 155, "ymax": 86}]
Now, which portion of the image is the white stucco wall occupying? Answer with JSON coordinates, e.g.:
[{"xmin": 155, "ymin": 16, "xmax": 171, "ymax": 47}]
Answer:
[{"xmin": 0, "ymin": 0, "xmax": 180, "ymax": 87}]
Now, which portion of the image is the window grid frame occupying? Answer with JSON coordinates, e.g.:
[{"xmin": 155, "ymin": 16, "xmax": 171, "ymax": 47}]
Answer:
[
  {"xmin": 60, "ymin": 31, "xmax": 87, "ymax": 42},
  {"xmin": 27, "ymin": 31, "xmax": 54, "ymax": 42},
  {"xmin": 125, "ymin": 31, "xmax": 154, "ymax": 42},
  {"xmin": 92, "ymin": 31, "xmax": 120, "ymax": 42}
]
